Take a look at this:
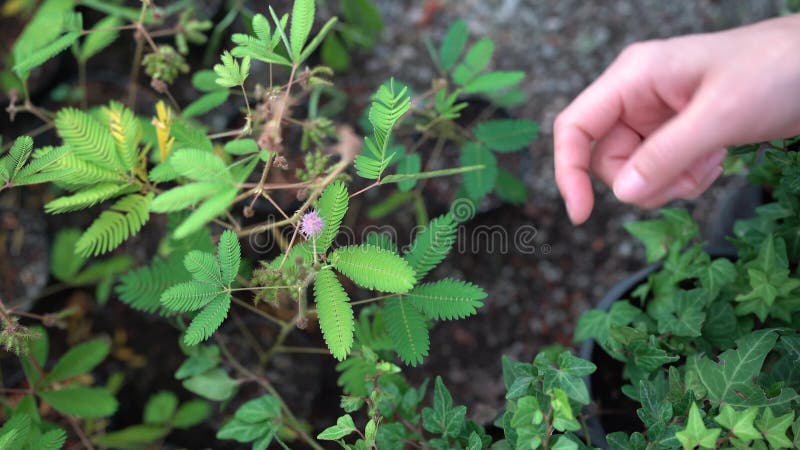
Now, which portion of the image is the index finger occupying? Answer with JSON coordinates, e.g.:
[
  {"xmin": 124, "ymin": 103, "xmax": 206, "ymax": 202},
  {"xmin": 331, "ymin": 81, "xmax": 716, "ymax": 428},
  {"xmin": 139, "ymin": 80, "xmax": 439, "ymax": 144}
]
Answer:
[{"xmin": 554, "ymin": 71, "xmax": 624, "ymax": 224}]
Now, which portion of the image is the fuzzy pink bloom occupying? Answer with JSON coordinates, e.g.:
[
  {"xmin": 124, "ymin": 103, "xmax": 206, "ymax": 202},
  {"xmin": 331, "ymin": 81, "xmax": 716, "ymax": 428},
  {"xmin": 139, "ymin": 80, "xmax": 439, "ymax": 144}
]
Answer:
[{"xmin": 299, "ymin": 210, "xmax": 325, "ymax": 239}]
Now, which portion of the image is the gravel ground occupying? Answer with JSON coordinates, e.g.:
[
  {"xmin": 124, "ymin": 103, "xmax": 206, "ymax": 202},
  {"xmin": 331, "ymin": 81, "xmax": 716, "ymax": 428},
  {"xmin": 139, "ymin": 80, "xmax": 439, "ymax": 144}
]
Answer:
[{"xmin": 352, "ymin": 0, "xmax": 785, "ymax": 423}]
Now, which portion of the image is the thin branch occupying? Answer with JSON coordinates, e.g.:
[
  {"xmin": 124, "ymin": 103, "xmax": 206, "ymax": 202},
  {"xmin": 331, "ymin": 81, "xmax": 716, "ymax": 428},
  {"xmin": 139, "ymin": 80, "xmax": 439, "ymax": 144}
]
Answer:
[{"xmin": 231, "ymin": 297, "xmax": 285, "ymax": 327}]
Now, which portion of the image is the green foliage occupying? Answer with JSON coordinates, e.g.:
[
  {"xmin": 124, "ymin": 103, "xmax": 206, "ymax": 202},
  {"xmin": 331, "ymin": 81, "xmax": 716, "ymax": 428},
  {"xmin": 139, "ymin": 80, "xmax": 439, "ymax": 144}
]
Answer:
[
  {"xmin": 43, "ymin": 338, "xmax": 109, "ymax": 384},
  {"xmin": 214, "ymin": 51, "xmax": 250, "ymax": 88},
  {"xmin": 460, "ymin": 143, "xmax": 497, "ymax": 201},
  {"xmin": 230, "ymin": 13, "xmax": 291, "ymax": 66},
  {"xmin": 217, "ymin": 395, "xmax": 283, "ymax": 449},
  {"xmin": 316, "ymin": 181, "xmax": 349, "ymax": 253},
  {"xmin": 474, "ymin": 119, "xmax": 540, "ymax": 153},
  {"xmin": 75, "ymin": 193, "xmax": 153, "ymax": 257},
  {"xmin": 384, "ymin": 297, "xmax": 429, "ymax": 366},
  {"xmin": 331, "ymin": 244, "xmax": 416, "ymax": 293},
  {"xmin": 4, "ymin": 2, "xmax": 520, "ymax": 448},
  {"xmin": 354, "ymin": 80, "xmax": 411, "ymax": 180},
  {"xmin": 78, "ymin": 15, "xmax": 121, "ymax": 61},
  {"xmin": 290, "ymin": 0, "xmax": 315, "ymax": 61},
  {"xmin": 675, "ymin": 403, "xmax": 721, "ymax": 450},
  {"xmin": 13, "ymin": 31, "xmax": 79, "ymax": 79},
  {"xmin": 94, "ymin": 391, "xmax": 209, "ymax": 449},
  {"xmin": 407, "ymin": 279, "xmax": 486, "ymax": 320},
  {"xmin": 439, "ymin": 20, "xmax": 469, "ymax": 71},
  {"xmin": 314, "ymin": 269, "xmax": 354, "ymax": 361},
  {"xmin": 40, "ymin": 387, "xmax": 118, "ymax": 418},
  {"xmin": 160, "ymin": 230, "xmax": 240, "ymax": 345},
  {"xmin": 116, "ymin": 223, "xmax": 212, "ymax": 313},
  {"xmin": 404, "ymin": 213, "xmax": 458, "ymax": 281}
]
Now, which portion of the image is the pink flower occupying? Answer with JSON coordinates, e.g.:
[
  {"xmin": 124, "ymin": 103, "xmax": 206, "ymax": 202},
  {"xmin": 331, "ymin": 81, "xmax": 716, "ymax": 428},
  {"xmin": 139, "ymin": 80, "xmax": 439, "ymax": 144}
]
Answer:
[{"xmin": 299, "ymin": 210, "xmax": 325, "ymax": 239}]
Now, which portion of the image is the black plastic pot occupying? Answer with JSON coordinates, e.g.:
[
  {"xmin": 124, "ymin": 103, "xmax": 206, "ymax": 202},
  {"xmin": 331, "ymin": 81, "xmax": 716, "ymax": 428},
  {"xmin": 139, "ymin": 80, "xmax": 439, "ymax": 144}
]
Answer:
[{"xmin": 578, "ymin": 262, "xmax": 660, "ymax": 449}]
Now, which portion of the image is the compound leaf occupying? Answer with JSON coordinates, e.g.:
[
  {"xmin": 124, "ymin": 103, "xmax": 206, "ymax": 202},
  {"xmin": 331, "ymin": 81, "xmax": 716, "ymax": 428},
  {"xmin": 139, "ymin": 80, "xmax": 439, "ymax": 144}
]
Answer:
[
  {"xmin": 184, "ymin": 293, "xmax": 231, "ymax": 345},
  {"xmin": 316, "ymin": 181, "xmax": 349, "ymax": 253},
  {"xmin": 384, "ymin": 297, "xmax": 429, "ymax": 366},
  {"xmin": 474, "ymin": 119, "xmax": 539, "ymax": 152},
  {"xmin": 161, "ymin": 282, "xmax": 221, "ymax": 313},
  {"xmin": 75, "ymin": 193, "xmax": 152, "ymax": 257},
  {"xmin": 407, "ymin": 279, "xmax": 486, "ymax": 320},
  {"xmin": 404, "ymin": 213, "xmax": 457, "ymax": 282},
  {"xmin": 314, "ymin": 269, "xmax": 354, "ymax": 361},
  {"xmin": 330, "ymin": 244, "xmax": 416, "ymax": 293},
  {"xmin": 217, "ymin": 230, "xmax": 241, "ymax": 286}
]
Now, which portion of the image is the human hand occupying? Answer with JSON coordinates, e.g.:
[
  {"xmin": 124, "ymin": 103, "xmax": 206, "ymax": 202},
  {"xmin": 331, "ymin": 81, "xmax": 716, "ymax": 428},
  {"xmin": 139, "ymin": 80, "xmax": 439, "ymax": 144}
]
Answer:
[{"xmin": 554, "ymin": 14, "xmax": 800, "ymax": 225}]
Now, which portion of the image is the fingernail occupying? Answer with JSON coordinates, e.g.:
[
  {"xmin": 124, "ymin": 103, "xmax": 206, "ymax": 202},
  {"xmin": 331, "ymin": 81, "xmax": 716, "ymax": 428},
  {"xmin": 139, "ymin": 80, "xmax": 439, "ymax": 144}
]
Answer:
[
  {"xmin": 705, "ymin": 150, "xmax": 727, "ymax": 172},
  {"xmin": 613, "ymin": 168, "xmax": 647, "ymax": 202},
  {"xmin": 564, "ymin": 197, "xmax": 576, "ymax": 223}
]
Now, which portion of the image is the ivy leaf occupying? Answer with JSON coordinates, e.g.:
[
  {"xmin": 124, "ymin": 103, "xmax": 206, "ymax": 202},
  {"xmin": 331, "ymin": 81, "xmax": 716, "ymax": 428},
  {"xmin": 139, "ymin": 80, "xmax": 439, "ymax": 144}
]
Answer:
[
  {"xmin": 693, "ymin": 330, "xmax": 791, "ymax": 408},
  {"xmin": 574, "ymin": 301, "xmax": 641, "ymax": 345},
  {"xmin": 637, "ymin": 380, "xmax": 673, "ymax": 428},
  {"xmin": 755, "ymin": 408, "xmax": 794, "ymax": 449},
  {"xmin": 624, "ymin": 209, "xmax": 698, "ymax": 262},
  {"xmin": 715, "ymin": 405, "xmax": 760, "ymax": 442},
  {"xmin": 538, "ymin": 352, "xmax": 595, "ymax": 405},
  {"xmin": 214, "ymin": 51, "xmax": 250, "ymax": 88},
  {"xmin": 317, "ymin": 414, "xmax": 356, "ymax": 440},
  {"xmin": 421, "ymin": 377, "xmax": 466, "ymax": 438},
  {"xmin": 698, "ymin": 258, "xmax": 736, "ymax": 301},
  {"xmin": 675, "ymin": 403, "xmax": 721, "ymax": 450},
  {"xmin": 652, "ymin": 289, "xmax": 706, "ymax": 338}
]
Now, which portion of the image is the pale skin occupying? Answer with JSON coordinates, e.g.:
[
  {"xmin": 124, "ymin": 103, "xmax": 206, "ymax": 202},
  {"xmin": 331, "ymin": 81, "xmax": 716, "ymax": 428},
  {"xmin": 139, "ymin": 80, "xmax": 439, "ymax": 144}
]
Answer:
[{"xmin": 553, "ymin": 14, "xmax": 800, "ymax": 225}]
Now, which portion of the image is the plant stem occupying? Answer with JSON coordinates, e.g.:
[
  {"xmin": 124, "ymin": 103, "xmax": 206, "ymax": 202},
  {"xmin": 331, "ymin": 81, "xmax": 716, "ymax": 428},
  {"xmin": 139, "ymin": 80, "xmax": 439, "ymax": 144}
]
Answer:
[
  {"xmin": 236, "ymin": 159, "xmax": 350, "ymax": 238},
  {"xmin": 231, "ymin": 297, "xmax": 285, "ymax": 327},
  {"xmin": 215, "ymin": 335, "xmax": 326, "ymax": 450},
  {"xmin": 67, "ymin": 415, "xmax": 95, "ymax": 450},
  {"xmin": 276, "ymin": 346, "xmax": 330, "ymax": 355},
  {"xmin": 348, "ymin": 293, "xmax": 400, "ymax": 307}
]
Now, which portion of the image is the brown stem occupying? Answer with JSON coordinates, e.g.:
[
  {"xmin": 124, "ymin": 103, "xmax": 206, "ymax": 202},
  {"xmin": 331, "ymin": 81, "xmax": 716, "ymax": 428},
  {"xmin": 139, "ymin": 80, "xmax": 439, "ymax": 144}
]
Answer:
[
  {"xmin": 236, "ymin": 160, "xmax": 350, "ymax": 238},
  {"xmin": 214, "ymin": 335, "xmax": 326, "ymax": 450},
  {"xmin": 66, "ymin": 416, "xmax": 95, "ymax": 450},
  {"xmin": 231, "ymin": 297, "xmax": 286, "ymax": 327}
]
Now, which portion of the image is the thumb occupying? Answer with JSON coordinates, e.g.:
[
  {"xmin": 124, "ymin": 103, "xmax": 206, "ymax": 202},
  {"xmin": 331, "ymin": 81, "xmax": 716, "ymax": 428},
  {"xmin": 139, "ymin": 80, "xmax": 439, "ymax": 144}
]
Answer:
[{"xmin": 612, "ymin": 100, "xmax": 727, "ymax": 204}]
